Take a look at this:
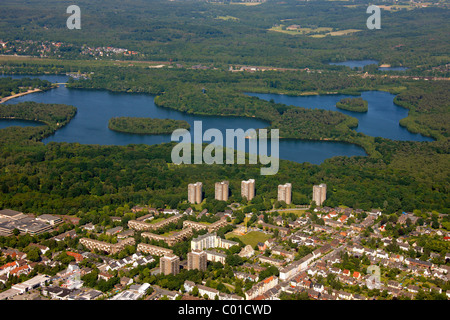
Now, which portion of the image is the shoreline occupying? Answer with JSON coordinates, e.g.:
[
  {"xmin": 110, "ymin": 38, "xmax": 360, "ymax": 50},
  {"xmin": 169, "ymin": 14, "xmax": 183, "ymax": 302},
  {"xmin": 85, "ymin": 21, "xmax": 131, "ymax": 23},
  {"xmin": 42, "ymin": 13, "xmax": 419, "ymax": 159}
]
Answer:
[{"xmin": 0, "ymin": 88, "xmax": 42, "ymax": 104}]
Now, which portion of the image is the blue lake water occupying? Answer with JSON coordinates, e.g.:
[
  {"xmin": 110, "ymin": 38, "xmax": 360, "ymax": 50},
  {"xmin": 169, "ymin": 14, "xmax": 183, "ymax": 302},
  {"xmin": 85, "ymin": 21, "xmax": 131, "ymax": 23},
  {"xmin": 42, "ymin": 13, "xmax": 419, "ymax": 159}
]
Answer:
[
  {"xmin": 329, "ymin": 60, "xmax": 379, "ymax": 69},
  {"xmin": 2, "ymin": 74, "xmax": 431, "ymax": 164},
  {"xmin": 328, "ymin": 60, "xmax": 408, "ymax": 71},
  {"xmin": 246, "ymin": 91, "xmax": 433, "ymax": 142},
  {"xmin": 0, "ymin": 119, "xmax": 44, "ymax": 130}
]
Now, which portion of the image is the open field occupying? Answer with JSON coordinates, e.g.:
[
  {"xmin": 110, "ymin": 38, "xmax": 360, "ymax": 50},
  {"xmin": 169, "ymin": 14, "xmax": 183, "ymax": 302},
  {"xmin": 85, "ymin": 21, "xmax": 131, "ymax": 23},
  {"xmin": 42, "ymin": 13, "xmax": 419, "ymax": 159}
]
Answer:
[
  {"xmin": 268, "ymin": 25, "xmax": 332, "ymax": 36},
  {"xmin": 216, "ymin": 15, "xmax": 240, "ymax": 21},
  {"xmin": 225, "ymin": 230, "xmax": 271, "ymax": 248},
  {"xmin": 277, "ymin": 209, "xmax": 308, "ymax": 217},
  {"xmin": 229, "ymin": 2, "xmax": 263, "ymax": 5},
  {"xmin": 269, "ymin": 26, "xmax": 361, "ymax": 38},
  {"xmin": 148, "ymin": 217, "xmax": 165, "ymax": 224},
  {"xmin": 328, "ymin": 29, "xmax": 362, "ymax": 36},
  {"xmin": 159, "ymin": 230, "xmax": 181, "ymax": 237}
]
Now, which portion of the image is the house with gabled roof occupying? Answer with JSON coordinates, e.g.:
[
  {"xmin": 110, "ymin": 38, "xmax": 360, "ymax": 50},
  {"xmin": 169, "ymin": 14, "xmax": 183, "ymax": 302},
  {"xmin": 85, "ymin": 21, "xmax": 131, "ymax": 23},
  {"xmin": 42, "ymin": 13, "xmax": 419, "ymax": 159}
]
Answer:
[{"xmin": 337, "ymin": 290, "xmax": 352, "ymax": 300}]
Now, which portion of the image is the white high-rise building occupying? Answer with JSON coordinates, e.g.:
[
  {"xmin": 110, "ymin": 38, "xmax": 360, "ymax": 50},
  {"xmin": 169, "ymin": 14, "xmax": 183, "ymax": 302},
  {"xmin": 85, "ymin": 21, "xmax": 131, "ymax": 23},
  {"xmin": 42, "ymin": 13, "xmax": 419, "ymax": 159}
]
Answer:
[
  {"xmin": 312, "ymin": 183, "xmax": 327, "ymax": 206},
  {"xmin": 215, "ymin": 181, "xmax": 229, "ymax": 201},
  {"xmin": 160, "ymin": 253, "xmax": 180, "ymax": 275},
  {"xmin": 241, "ymin": 179, "xmax": 255, "ymax": 201},
  {"xmin": 278, "ymin": 183, "xmax": 292, "ymax": 205},
  {"xmin": 188, "ymin": 182, "xmax": 203, "ymax": 204}
]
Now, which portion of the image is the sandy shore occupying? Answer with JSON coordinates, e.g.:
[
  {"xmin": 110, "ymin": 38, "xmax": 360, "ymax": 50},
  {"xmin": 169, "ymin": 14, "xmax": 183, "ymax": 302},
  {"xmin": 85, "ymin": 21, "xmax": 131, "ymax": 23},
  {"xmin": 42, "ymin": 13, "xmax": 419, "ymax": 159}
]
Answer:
[{"xmin": 0, "ymin": 88, "xmax": 42, "ymax": 104}]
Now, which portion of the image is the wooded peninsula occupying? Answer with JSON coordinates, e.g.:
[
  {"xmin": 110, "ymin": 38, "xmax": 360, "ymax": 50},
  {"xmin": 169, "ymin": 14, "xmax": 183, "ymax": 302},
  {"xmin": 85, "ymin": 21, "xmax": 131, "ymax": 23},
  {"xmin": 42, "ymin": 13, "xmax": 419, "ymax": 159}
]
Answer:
[{"xmin": 108, "ymin": 117, "xmax": 190, "ymax": 135}]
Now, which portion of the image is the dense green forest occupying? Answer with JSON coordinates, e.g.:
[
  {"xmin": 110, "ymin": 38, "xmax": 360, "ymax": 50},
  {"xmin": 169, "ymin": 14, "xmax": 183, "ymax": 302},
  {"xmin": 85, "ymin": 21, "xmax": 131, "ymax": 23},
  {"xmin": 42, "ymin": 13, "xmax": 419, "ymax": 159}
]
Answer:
[
  {"xmin": 336, "ymin": 97, "xmax": 368, "ymax": 112},
  {"xmin": 108, "ymin": 117, "xmax": 190, "ymax": 135},
  {"xmin": 0, "ymin": 0, "xmax": 449, "ymax": 76},
  {"xmin": 0, "ymin": 62, "xmax": 447, "ymax": 216},
  {"xmin": 0, "ymin": 101, "xmax": 77, "ymax": 145},
  {"xmin": 394, "ymin": 82, "xmax": 450, "ymax": 141},
  {"xmin": 0, "ymin": 0, "xmax": 448, "ymax": 218},
  {"xmin": 0, "ymin": 77, "xmax": 53, "ymax": 98}
]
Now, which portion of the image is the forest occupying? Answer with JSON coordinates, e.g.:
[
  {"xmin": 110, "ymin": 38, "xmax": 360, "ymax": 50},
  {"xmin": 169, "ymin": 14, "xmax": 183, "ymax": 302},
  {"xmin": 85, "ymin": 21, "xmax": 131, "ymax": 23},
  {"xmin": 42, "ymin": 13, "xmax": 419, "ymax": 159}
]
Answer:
[
  {"xmin": 0, "ymin": 58, "xmax": 447, "ymax": 217},
  {"xmin": 0, "ymin": 0, "xmax": 448, "ymax": 220},
  {"xmin": 0, "ymin": 77, "xmax": 53, "ymax": 98},
  {"xmin": 0, "ymin": 0, "xmax": 449, "ymax": 76},
  {"xmin": 108, "ymin": 117, "xmax": 190, "ymax": 135},
  {"xmin": 0, "ymin": 101, "xmax": 77, "ymax": 145}
]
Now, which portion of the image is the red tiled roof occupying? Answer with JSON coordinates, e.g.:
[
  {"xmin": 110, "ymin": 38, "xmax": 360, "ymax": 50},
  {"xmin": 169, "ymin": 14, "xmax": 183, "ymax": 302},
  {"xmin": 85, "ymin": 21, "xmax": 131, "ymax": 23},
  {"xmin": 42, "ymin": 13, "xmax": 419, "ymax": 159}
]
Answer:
[
  {"xmin": 9, "ymin": 264, "xmax": 30, "ymax": 275},
  {"xmin": 66, "ymin": 251, "xmax": 84, "ymax": 261},
  {"xmin": 0, "ymin": 261, "xmax": 18, "ymax": 270}
]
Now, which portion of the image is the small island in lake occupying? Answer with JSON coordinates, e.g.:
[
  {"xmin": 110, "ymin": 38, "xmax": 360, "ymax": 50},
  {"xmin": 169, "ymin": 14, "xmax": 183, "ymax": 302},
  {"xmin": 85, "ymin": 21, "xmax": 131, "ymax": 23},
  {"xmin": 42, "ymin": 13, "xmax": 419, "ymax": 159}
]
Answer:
[
  {"xmin": 108, "ymin": 117, "xmax": 190, "ymax": 134},
  {"xmin": 336, "ymin": 97, "xmax": 368, "ymax": 112}
]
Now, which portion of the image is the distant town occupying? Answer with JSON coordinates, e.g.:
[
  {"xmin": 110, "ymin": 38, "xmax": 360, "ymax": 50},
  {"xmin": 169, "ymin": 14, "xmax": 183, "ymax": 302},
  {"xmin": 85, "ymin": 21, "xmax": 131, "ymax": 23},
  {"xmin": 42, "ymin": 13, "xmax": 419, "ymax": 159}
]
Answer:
[{"xmin": 0, "ymin": 180, "xmax": 449, "ymax": 301}]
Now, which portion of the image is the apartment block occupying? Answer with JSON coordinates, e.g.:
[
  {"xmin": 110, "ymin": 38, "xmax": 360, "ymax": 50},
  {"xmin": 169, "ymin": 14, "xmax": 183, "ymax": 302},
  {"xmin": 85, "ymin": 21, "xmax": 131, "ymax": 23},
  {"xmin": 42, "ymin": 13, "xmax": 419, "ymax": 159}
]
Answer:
[
  {"xmin": 204, "ymin": 249, "xmax": 227, "ymax": 264},
  {"xmin": 188, "ymin": 182, "xmax": 203, "ymax": 204},
  {"xmin": 215, "ymin": 181, "xmax": 229, "ymax": 201},
  {"xmin": 160, "ymin": 253, "xmax": 180, "ymax": 276},
  {"xmin": 313, "ymin": 183, "xmax": 327, "ymax": 206},
  {"xmin": 183, "ymin": 217, "xmax": 228, "ymax": 234},
  {"xmin": 245, "ymin": 275, "xmax": 279, "ymax": 300},
  {"xmin": 278, "ymin": 183, "xmax": 292, "ymax": 205},
  {"xmin": 79, "ymin": 237, "xmax": 135, "ymax": 255},
  {"xmin": 241, "ymin": 179, "xmax": 255, "ymax": 201},
  {"xmin": 128, "ymin": 214, "xmax": 183, "ymax": 232},
  {"xmin": 141, "ymin": 228, "xmax": 193, "ymax": 246},
  {"xmin": 136, "ymin": 243, "xmax": 173, "ymax": 257},
  {"xmin": 187, "ymin": 249, "xmax": 207, "ymax": 271},
  {"xmin": 191, "ymin": 232, "xmax": 238, "ymax": 251}
]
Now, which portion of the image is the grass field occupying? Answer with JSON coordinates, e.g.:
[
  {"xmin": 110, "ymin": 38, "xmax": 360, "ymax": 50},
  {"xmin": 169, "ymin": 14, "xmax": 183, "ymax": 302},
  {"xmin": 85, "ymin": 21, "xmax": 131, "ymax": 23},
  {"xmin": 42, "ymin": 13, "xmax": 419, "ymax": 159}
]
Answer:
[
  {"xmin": 148, "ymin": 217, "xmax": 165, "ymax": 224},
  {"xmin": 328, "ymin": 29, "xmax": 362, "ymax": 36},
  {"xmin": 216, "ymin": 15, "xmax": 240, "ymax": 21},
  {"xmin": 159, "ymin": 230, "xmax": 180, "ymax": 237},
  {"xmin": 269, "ymin": 25, "xmax": 361, "ymax": 38},
  {"xmin": 225, "ymin": 231, "xmax": 272, "ymax": 248},
  {"xmin": 278, "ymin": 209, "xmax": 308, "ymax": 217},
  {"xmin": 268, "ymin": 25, "xmax": 332, "ymax": 36}
]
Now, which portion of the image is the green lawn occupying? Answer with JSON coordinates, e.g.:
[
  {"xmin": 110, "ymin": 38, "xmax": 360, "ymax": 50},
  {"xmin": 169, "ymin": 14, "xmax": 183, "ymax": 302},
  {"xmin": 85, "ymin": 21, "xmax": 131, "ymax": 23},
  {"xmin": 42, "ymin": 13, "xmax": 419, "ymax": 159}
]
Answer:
[
  {"xmin": 225, "ymin": 231, "xmax": 272, "ymax": 248},
  {"xmin": 148, "ymin": 217, "xmax": 165, "ymax": 224}
]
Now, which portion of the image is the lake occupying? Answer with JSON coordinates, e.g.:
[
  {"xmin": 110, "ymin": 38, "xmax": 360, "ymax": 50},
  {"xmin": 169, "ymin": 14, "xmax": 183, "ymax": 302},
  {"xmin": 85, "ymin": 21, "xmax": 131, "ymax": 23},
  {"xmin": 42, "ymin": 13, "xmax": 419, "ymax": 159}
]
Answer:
[
  {"xmin": 329, "ymin": 60, "xmax": 379, "ymax": 69},
  {"xmin": 3, "ymin": 74, "xmax": 418, "ymax": 164},
  {"xmin": 246, "ymin": 91, "xmax": 433, "ymax": 142},
  {"xmin": 0, "ymin": 119, "xmax": 44, "ymax": 130},
  {"xmin": 328, "ymin": 60, "xmax": 408, "ymax": 71}
]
